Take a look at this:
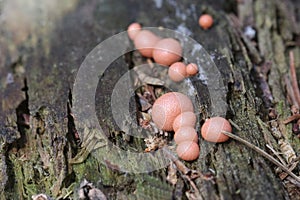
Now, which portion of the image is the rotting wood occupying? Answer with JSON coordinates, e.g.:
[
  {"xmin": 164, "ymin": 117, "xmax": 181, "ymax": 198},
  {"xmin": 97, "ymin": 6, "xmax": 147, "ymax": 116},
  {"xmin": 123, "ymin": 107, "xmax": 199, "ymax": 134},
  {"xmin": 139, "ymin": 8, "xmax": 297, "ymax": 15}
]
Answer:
[
  {"xmin": 0, "ymin": 0, "xmax": 299, "ymax": 199},
  {"xmin": 221, "ymin": 130, "xmax": 300, "ymax": 183}
]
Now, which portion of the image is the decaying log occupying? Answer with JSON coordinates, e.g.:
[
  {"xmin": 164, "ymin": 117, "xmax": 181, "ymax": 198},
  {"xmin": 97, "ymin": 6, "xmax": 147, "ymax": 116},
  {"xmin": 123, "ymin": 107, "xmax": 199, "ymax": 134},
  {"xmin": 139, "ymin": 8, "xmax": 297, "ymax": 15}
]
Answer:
[{"xmin": 0, "ymin": 0, "xmax": 299, "ymax": 199}]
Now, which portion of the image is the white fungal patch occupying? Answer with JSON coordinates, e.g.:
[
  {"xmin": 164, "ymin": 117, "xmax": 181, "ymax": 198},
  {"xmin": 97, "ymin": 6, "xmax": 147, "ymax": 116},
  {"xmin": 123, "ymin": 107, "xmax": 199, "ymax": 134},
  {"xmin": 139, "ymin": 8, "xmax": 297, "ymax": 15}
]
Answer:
[
  {"xmin": 244, "ymin": 26, "xmax": 256, "ymax": 39},
  {"xmin": 196, "ymin": 58, "xmax": 208, "ymax": 85},
  {"xmin": 191, "ymin": 44, "xmax": 202, "ymax": 56},
  {"xmin": 184, "ymin": 78, "xmax": 196, "ymax": 97},
  {"xmin": 6, "ymin": 73, "xmax": 14, "ymax": 84},
  {"xmin": 153, "ymin": 0, "xmax": 163, "ymax": 9},
  {"xmin": 175, "ymin": 23, "xmax": 192, "ymax": 36}
]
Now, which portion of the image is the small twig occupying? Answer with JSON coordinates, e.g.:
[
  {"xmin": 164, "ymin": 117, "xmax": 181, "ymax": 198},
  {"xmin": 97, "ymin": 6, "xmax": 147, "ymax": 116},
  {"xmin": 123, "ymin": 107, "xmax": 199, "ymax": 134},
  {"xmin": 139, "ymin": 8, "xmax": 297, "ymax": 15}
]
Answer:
[
  {"xmin": 286, "ymin": 176, "xmax": 300, "ymax": 188},
  {"xmin": 145, "ymin": 84, "xmax": 157, "ymax": 101},
  {"xmin": 222, "ymin": 131, "xmax": 300, "ymax": 183},
  {"xmin": 283, "ymin": 114, "xmax": 300, "ymax": 124},
  {"xmin": 289, "ymin": 51, "xmax": 300, "ymax": 107},
  {"xmin": 163, "ymin": 148, "xmax": 205, "ymax": 198},
  {"xmin": 164, "ymin": 148, "xmax": 214, "ymax": 181},
  {"xmin": 285, "ymin": 75, "xmax": 299, "ymax": 107},
  {"xmin": 252, "ymin": 62, "xmax": 274, "ymax": 108},
  {"xmin": 163, "ymin": 148, "xmax": 191, "ymax": 175},
  {"xmin": 280, "ymin": 161, "xmax": 300, "ymax": 180},
  {"xmin": 183, "ymin": 174, "xmax": 202, "ymax": 200},
  {"xmin": 229, "ymin": 119, "xmax": 242, "ymax": 131},
  {"xmin": 292, "ymin": 156, "xmax": 300, "ymax": 163},
  {"xmin": 266, "ymin": 144, "xmax": 287, "ymax": 166},
  {"xmin": 147, "ymin": 58, "xmax": 155, "ymax": 68}
]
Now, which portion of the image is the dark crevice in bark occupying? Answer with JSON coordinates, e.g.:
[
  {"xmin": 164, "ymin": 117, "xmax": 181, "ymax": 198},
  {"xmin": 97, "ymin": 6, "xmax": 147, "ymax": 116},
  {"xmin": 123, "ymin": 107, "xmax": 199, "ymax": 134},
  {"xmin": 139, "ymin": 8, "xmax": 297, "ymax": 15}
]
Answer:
[
  {"xmin": 14, "ymin": 78, "xmax": 30, "ymax": 149},
  {"xmin": 4, "ymin": 78, "xmax": 29, "ymax": 198},
  {"xmin": 67, "ymin": 99, "xmax": 81, "ymax": 156}
]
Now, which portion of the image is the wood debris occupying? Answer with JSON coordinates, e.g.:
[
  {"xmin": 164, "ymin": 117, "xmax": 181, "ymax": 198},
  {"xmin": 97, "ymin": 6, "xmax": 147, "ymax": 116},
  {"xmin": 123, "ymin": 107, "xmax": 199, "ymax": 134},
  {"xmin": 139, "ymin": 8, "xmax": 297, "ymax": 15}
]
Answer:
[{"xmin": 78, "ymin": 179, "xmax": 107, "ymax": 200}]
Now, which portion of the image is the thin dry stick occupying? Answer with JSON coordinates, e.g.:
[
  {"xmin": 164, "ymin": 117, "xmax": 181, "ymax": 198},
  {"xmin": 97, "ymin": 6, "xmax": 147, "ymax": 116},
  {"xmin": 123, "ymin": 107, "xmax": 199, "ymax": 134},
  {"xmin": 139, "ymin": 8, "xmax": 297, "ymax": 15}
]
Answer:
[
  {"xmin": 285, "ymin": 75, "xmax": 299, "ymax": 107},
  {"xmin": 163, "ymin": 147, "xmax": 190, "ymax": 175},
  {"xmin": 183, "ymin": 174, "xmax": 202, "ymax": 200},
  {"xmin": 229, "ymin": 119, "xmax": 242, "ymax": 131},
  {"xmin": 147, "ymin": 58, "xmax": 154, "ymax": 68},
  {"xmin": 293, "ymin": 156, "xmax": 300, "ymax": 163},
  {"xmin": 283, "ymin": 114, "xmax": 300, "ymax": 124},
  {"xmin": 289, "ymin": 51, "xmax": 300, "ymax": 107},
  {"xmin": 163, "ymin": 148, "xmax": 202, "ymax": 198},
  {"xmin": 222, "ymin": 131, "xmax": 300, "ymax": 183},
  {"xmin": 266, "ymin": 144, "xmax": 287, "ymax": 166}
]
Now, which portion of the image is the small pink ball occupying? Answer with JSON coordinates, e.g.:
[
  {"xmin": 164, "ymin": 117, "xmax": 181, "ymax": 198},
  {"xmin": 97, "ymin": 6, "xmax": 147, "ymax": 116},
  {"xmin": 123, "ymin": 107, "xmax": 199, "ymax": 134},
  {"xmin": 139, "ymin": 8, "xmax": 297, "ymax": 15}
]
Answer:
[
  {"xmin": 176, "ymin": 141, "xmax": 200, "ymax": 161},
  {"xmin": 174, "ymin": 126, "xmax": 198, "ymax": 144},
  {"xmin": 153, "ymin": 38, "xmax": 182, "ymax": 66},
  {"xmin": 168, "ymin": 62, "xmax": 187, "ymax": 82},
  {"xmin": 127, "ymin": 22, "xmax": 142, "ymax": 40},
  {"xmin": 186, "ymin": 63, "xmax": 198, "ymax": 76},
  {"xmin": 134, "ymin": 30, "xmax": 160, "ymax": 58},
  {"xmin": 201, "ymin": 117, "xmax": 232, "ymax": 143},
  {"xmin": 172, "ymin": 111, "xmax": 197, "ymax": 132}
]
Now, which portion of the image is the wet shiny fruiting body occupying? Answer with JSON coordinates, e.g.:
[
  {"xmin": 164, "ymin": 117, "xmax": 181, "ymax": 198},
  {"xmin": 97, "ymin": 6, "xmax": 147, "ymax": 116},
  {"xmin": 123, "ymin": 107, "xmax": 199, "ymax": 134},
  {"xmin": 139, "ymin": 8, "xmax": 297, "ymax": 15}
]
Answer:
[
  {"xmin": 134, "ymin": 30, "xmax": 161, "ymax": 58},
  {"xmin": 153, "ymin": 38, "xmax": 182, "ymax": 66},
  {"xmin": 127, "ymin": 22, "xmax": 142, "ymax": 40},
  {"xmin": 174, "ymin": 126, "xmax": 198, "ymax": 144},
  {"xmin": 151, "ymin": 92, "xmax": 194, "ymax": 131},
  {"xmin": 186, "ymin": 63, "xmax": 198, "ymax": 76},
  {"xmin": 201, "ymin": 117, "xmax": 232, "ymax": 143},
  {"xmin": 173, "ymin": 111, "xmax": 197, "ymax": 132},
  {"xmin": 168, "ymin": 62, "xmax": 187, "ymax": 82},
  {"xmin": 198, "ymin": 14, "xmax": 214, "ymax": 30},
  {"xmin": 176, "ymin": 141, "xmax": 200, "ymax": 161}
]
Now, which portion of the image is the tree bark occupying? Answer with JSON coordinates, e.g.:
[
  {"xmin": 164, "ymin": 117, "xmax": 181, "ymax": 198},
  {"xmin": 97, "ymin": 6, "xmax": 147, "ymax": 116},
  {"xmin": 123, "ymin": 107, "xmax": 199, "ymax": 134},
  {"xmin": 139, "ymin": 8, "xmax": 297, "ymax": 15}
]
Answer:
[{"xmin": 0, "ymin": 0, "xmax": 299, "ymax": 199}]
